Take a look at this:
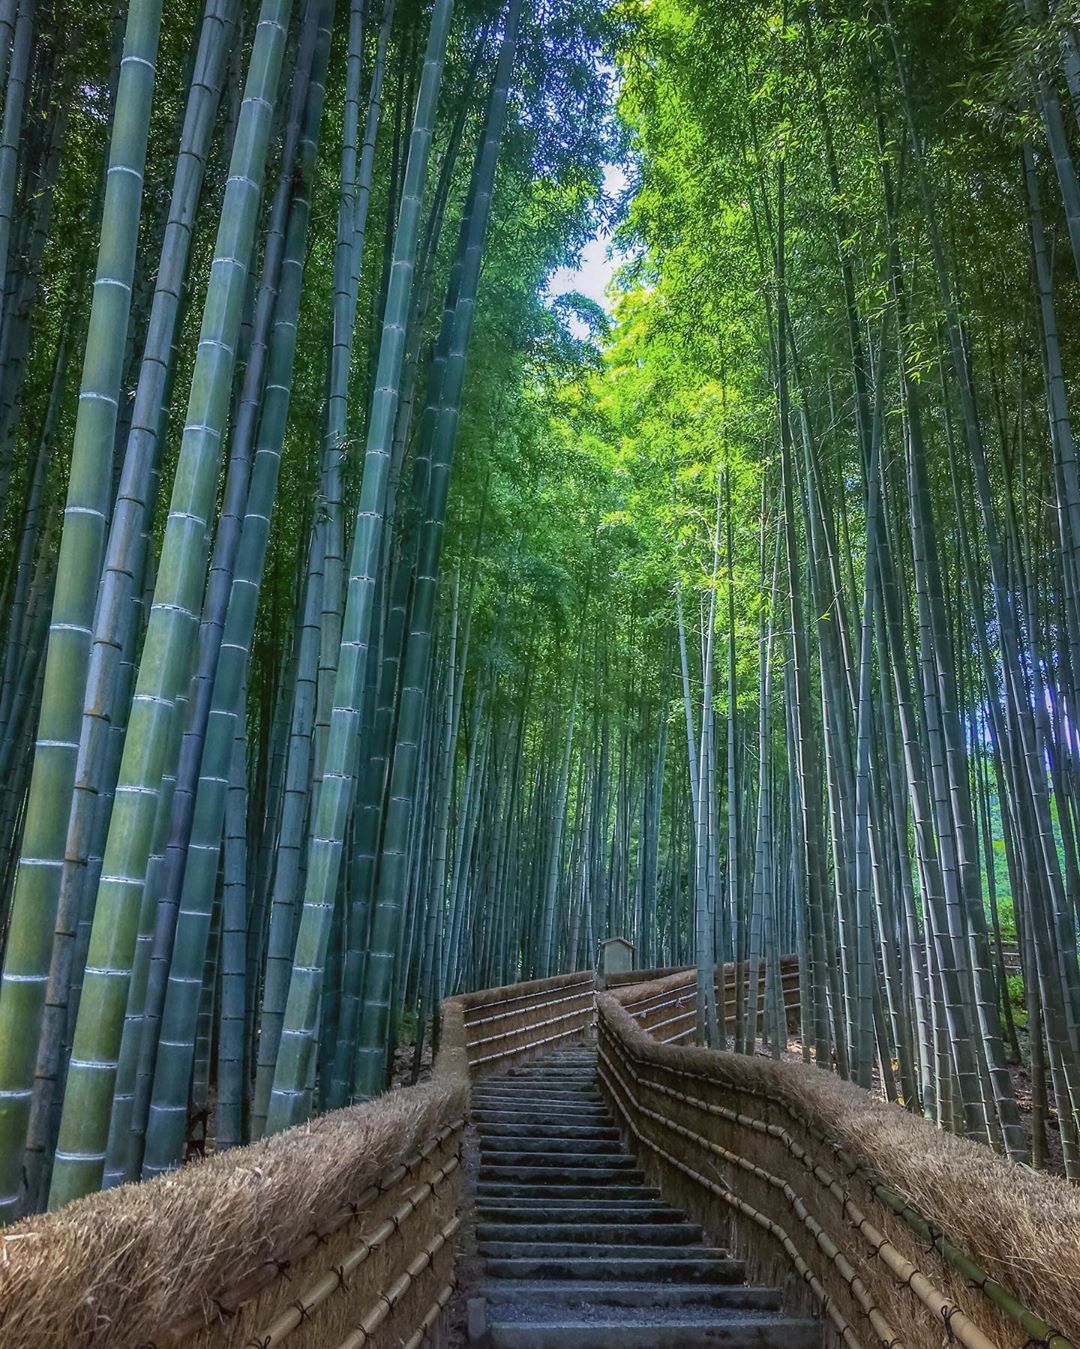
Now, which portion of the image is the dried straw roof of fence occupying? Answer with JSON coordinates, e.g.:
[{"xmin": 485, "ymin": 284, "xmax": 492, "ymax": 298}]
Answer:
[
  {"xmin": 460, "ymin": 968, "xmax": 594, "ymax": 1012},
  {"xmin": 0, "ymin": 1006, "xmax": 469, "ymax": 1349},
  {"xmin": 603, "ymin": 988, "xmax": 1080, "ymax": 1342}
]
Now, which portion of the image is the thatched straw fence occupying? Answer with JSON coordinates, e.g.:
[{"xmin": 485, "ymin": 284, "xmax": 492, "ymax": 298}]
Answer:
[
  {"xmin": 618, "ymin": 958, "xmax": 800, "ymax": 1041},
  {"xmin": 461, "ymin": 969, "xmax": 596, "ymax": 1068},
  {"xmin": 603, "ymin": 961, "xmax": 695, "ymax": 989},
  {"xmin": 598, "ymin": 984, "xmax": 1077, "ymax": 1349},
  {"xmin": 0, "ymin": 971, "xmax": 595, "ymax": 1349}
]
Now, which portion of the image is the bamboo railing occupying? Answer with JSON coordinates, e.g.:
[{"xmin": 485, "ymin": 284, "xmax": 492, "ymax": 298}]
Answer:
[
  {"xmin": 598, "ymin": 982, "xmax": 1077, "ymax": 1349},
  {"xmin": 618, "ymin": 957, "xmax": 801, "ymax": 1043},
  {"xmin": 4, "ymin": 967, "xmax": 1070, "ymax": 1349},
  {"xmin": 462, "ymin": 969, "xmax": 597, "ymax": 1068},
  {"xmin": 0, "ymin": 971, "xmax": 595, "ymax": 1349}
]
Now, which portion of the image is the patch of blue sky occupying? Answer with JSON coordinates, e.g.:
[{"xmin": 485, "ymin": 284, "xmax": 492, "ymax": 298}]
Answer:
[{"xmin": 544, "ymin": 162, "xmax": 629, "ymax": 335}]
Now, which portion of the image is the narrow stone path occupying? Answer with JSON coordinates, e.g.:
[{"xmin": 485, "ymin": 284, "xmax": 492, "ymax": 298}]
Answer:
[{"xmin": 465, "ymin": 1045, "xmax": 821, "ymax": 1347}]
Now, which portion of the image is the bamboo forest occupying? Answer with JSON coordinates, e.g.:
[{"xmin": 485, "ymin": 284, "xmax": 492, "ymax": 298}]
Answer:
[{"xmin": 0, "ymin": 0, "xmax": 1080, "ymax": 1245}]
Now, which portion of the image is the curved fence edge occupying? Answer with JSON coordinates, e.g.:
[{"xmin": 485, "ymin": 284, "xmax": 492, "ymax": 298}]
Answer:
[
  {"xmin": 598, "ymin": 985, "xmax": 1077, "ymax": 1349},
  {"xmin": 0, "ymin": 972, "xmax": 598, "ymax": 1349}
]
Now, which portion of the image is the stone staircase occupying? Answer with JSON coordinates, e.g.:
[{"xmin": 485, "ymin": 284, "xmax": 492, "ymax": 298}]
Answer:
[{"xmin": 466, "ymin": 1046, "xmax": 821, "ymax": 1348}]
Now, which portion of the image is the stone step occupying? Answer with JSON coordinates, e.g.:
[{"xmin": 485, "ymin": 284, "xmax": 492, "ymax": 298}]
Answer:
[
  {"xmin": 476, "ymin": 1222, "xmax": 703, "ymax": 1246},
  {"xmin": 479, "ymin": 1122, "xmax": 620, "ymax": 1141},
  {"xmin": 501, "ymin": 1078, "xmax": 597, "ymax": 1089},
  {"xmin": 474, "ymin": 1100, "xmax": 604, "ymax": 1110},
  {"xmin": 477, "ymin": 1182, "xmax": 660, "ymax": 1202},
  {"xmin": 473, "ymin": 1102, "xmax": 606, "ymax": 1116},
  {"xmin": 481, "ymin": 1135, "xmax": 622, "ymax": 1155},
  {"xmin": 479, "ymin": 1164, "xmax": 645, "ymax": 1186},
  {"xmin": 477, "ymin": 1202, "xmax": 688, "ymax": 1222},
  {"xmin": 472, "ymin": 1107, "xmax": 613, "ymax": 1125},
  {"xmin": 475, "ymin": 1081, "xmax": 602, "ymax": 1094},
  {"xmin": 479, "ymin": 1241, "xmax": 723, "ymax": 1261},
  {"xmin": 465, "ymin": 1046, "xmax": 812, "ymax": 1349},
  {"xmin": 478, "ymin": 1071, "xmax": 596, "ymax": 1079},
  {"xmin": 485, "ymin": 1309, "xmax": 821, "ymax": 1348},
  {"xmin": 479, "ymin": 1150, "xmax": 637, "ymax": 1169},
  {"xmin": 471, "ymin": 1095, "xmax": 606, "ymax": 1106},
  {"xmin": 506, "ymin": 1067, "xmax": 598, "ymax": 1078},
  {"xmin": 524, "ymin": 1062, "xmax": 596, "ymax": 1071},
  {"xmin": 482, "ymin": 1254, "xmax": 746, "ymax": 1284},
  {"xmin": 474, "ymin": 1096, "xmax": 608, "ymax": 1108},
  {"xmin": 502, "ymin": 1080, "xmax": 597, "ymax": 1089},
  {"xmin": 497, "ymin": 1086, "xmax": 597, "ymax": 1095},
  {"xmin": 479, "ymin": 1281, "xmax": 784, "ymax": 1312},
  {"xmin": 475, "ymin": 1086, "xmax": 603, "ymax": 1099}
]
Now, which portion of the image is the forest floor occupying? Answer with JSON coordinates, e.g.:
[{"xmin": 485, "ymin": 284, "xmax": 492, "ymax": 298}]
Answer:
[
  {"xmin": 1006, "ymin": 1047, "xmax": 1065, "ymax": 1174},
  {"xmin": 388, "ymin": 1034, "xmax": 434, "ymax": 1088}
]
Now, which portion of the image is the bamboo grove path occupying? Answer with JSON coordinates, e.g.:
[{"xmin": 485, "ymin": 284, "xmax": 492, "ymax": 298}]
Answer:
[{"xmin": 0, "ymin": 967, "xmax": 1076, "ymax": 1349}]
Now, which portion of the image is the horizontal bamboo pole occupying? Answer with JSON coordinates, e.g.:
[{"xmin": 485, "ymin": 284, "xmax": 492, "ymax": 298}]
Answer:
[
  {"xmin": 468, "ymin": 1016, "xmax": 595, "ymax": 1067},
  {"xmin": 628, "ymin": 994, "xmax": 693, "ymax": 1018},
  {"xmin": 605, "ymin": 962, "xmax": 697, "ymax": 989},
  {"xmin": 465, "ymin": 986, "xmax": 596, "ymax": 1031},
  {"xmin": 621, "ymin": 960, "xmax": 799, "ymax": 1015},
  {"xmin": 623, "ymin": 980, "xmax": 694, "ymax": 1010},
  {"xmin": 871, "ymin": 1185, "xmax": 1069, "ymax": 1349},
  {"xmin": 632, "ymin": 1068, "xmax": 1007, "ymax": 1349},
  {"xmin": 646, "ymin": 1003, "xmax": 698, "ymax": 1034},
  {"xmin": 466, "ymin": 994, "xmax": 595, "ymax": 1046},
  {"xmin": 629, "ymin": 985, "xmax": 800, "ymax": 1026},
  {"xmin": 400, "ymin": 1280, "xmax": 455, "ymax": 1349},
  {"xmin": 624, "ymin": 965, "xmax": 800, "ymax": 1010},
  {"xmin": 463, "ymin": 973, "xmax": 595, "ymax": 1018},
  {"xmin": 635, "ymin": 991, "xmax": 799, "ymax": 1041},
  {"xmin": 331, "ymin": 1214, "xmax": 462, "ymax": 1349},
  {"xmin": 248, "ymin": 1155, "xmax": 461, "ymax": 1347},
  {"xmin": 466, "ymin": 1001, "xmax": 596, "ymax": 1055}
]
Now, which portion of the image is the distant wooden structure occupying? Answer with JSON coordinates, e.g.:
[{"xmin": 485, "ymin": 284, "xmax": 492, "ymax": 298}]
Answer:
[{"xmin": 598, "ymin": 936, "xmax": 635, "ymax": 980}]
